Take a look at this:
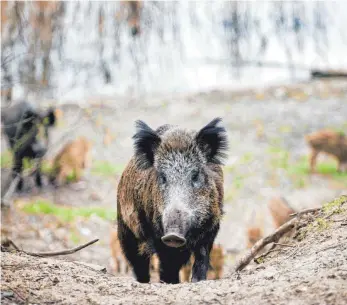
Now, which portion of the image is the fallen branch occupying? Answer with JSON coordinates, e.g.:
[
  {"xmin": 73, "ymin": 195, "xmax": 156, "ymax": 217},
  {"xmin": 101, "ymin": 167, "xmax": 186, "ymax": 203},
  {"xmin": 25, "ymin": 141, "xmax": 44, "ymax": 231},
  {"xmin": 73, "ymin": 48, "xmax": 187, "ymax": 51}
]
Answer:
[
  {"xmin": 235, "ymin": 206, "xmax": 325, "ymax": 272},
  {"xmin": 289, "ymin": 207, "xmax": 321, "ymax": 217},
  {"xmin": 234, "ymin": 217, "xmax": 297, "ymax": 272},
  {"xmin": 1, "ymin": 238, "xmax": 99, "ymax": 258}
]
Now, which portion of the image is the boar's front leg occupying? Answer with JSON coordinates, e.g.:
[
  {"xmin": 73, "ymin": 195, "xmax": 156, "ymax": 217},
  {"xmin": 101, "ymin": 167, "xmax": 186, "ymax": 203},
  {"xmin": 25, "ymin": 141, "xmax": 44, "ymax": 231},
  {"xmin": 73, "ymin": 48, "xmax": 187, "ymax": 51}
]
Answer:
[
  {"xmin": 191, "ymin": 245, "xmax": 211, "ymax": 283},
  {"xmin": 118, "ymin": 221, "xmax": 150, "ymax": 283},
  {"xmin": 159, "ymin": 249, "xmax": 190, "ymax": 284}
]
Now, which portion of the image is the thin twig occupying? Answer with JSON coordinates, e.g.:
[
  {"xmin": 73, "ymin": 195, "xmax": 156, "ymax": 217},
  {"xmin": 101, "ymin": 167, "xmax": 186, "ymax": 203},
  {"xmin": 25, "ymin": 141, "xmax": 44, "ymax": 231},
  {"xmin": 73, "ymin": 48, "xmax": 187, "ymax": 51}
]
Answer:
[
  {"xmin": 285, "ymin": 246, "xmax": 300, "ymax": 259},
  {"xmin": 316, "ymin": 244, "xmax": 340, "ymax": 253},
  {"xmin": 2, "ymin": 238, "xmax": 99, "ymax": 258},
  {"xmin": 254, "ymin": 249, "xmax": 281, "ymax": 263},
  {"xmin": 332, "ymin": 217, "xmax": 347, "ymax": 223},
  {"xmin": 273, "ymin": 242, "xmax": 295, "ymax": 248},
  {"xmin": 1, "ymin": 176, "xmax": 20, "ymax": 207}
]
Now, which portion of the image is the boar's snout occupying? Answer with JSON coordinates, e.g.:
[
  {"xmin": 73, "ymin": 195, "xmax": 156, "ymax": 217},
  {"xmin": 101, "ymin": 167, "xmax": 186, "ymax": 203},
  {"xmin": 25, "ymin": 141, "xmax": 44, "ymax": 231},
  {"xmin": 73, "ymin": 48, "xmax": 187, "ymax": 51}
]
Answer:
[
  {"xmin": 161, "ymin": 233, "xmax": 186, "ymax": 248},
  {"xmin": 162, "ymin": 208, "xmax": 191, "ymax": 248}
]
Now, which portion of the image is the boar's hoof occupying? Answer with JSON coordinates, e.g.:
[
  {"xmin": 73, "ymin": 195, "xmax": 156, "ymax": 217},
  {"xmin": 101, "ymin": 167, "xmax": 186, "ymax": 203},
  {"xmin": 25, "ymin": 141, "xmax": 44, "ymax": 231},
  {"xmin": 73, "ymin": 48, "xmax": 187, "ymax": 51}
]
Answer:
[{"xmin": 161, "ymin": 233, "xmax": 186, "ymax": 248}]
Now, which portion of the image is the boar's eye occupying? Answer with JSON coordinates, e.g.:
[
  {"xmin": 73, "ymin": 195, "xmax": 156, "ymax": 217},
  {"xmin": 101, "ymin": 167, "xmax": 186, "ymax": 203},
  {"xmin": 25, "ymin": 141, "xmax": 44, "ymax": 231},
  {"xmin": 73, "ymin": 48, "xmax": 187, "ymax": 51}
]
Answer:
[
  {"xmin": 158, "ymin": 172, "xmax": 167, "ymax": 186},
  {"xmin": 191, "ymin": 170, "xmax": 201, "ymax": 188}
]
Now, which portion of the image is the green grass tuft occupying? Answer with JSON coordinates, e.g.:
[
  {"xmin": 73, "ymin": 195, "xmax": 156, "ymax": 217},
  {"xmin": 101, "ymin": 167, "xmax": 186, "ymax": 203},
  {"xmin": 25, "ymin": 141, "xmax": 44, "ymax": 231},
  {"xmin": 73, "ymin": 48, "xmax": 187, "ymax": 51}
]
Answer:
[
  {"xmin": 267, "ymin": 146, "xmax": 290, "ymax": 169},
  {"xmin": 91, "ymin": 161, "xmax": 125, "ymax": 177},
  {"xmin": 288, "ymin": 157, "xmax": 347, "ymax": 185},
  {"xmin": 20, "ymin": 199, "xmax": 117, "ymax": 223}
]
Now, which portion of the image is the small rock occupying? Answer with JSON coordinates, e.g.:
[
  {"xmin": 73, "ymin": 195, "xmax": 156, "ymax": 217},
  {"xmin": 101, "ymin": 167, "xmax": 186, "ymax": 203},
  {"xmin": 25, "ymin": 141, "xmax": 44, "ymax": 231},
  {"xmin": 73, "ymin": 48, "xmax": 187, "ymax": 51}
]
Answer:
[
  {"xmin": 74, "ymin": 261, "xmax": 107, "ymax": 273},
  {"xmin": 52, "ymin": 277, "xmax": 59, "ymax": 285},
  {"xmin": 295, "ymin": 286, "xmax": 307, "ymax": 293},
  {"xmin": 1, "ymin": 291, "xmax": 14, "ymax": 298}
]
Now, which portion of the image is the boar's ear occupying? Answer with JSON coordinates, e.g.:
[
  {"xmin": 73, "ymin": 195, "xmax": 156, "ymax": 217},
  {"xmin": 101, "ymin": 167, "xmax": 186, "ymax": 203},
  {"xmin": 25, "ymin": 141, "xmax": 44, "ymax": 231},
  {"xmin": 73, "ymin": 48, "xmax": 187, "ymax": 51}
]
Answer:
[
  {"xmin": 133, "ymin": 120, "xmax": 161, "ymax": 169},
  {"xmin": 195, "ymin": 117, "xmax": 228, "ymax": 164}
]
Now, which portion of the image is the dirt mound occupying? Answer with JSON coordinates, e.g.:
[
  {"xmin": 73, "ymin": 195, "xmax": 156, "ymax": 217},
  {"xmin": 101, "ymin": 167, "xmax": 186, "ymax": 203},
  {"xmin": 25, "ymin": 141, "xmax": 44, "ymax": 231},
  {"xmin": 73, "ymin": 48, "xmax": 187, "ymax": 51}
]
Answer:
[{"xmin": 1, "ymin": 198, "xmax": 347, "ymax": 305}]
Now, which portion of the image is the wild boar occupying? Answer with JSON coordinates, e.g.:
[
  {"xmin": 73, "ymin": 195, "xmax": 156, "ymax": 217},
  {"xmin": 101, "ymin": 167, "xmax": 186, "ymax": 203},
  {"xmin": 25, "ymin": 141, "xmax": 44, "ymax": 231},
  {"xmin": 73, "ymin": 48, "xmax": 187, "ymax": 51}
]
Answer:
[
  {"xmin": 110, "ymin": 228, "xmax": 130, "ymax": 274},
  {"xmin": 1, "ymin": 101, "xmax": 57, "ymax": 191},
  {"xmin": 111, "ymin": 227, "xmax": 159, "ymax": 275},
  {"xmin": 305, "ymin": 129, "xmax": 347, "ymax": 173},
  {"xmin": 267, "ymin": 196, "xmax": 295, "ymax": 229},
  {"xmin": 246, "ymin": 226, "xmax": 264, "ymax": 249},
  {"xmin": 180, "ymin": 243, "xmax": 225, "ymax": 282},
  {"xmin": 50, "ymin": 136, "xmax": 92, "ymax": 186},
  {"xmin": 117, "ymin": 118, "xmax": 228, "ymax": 283}
]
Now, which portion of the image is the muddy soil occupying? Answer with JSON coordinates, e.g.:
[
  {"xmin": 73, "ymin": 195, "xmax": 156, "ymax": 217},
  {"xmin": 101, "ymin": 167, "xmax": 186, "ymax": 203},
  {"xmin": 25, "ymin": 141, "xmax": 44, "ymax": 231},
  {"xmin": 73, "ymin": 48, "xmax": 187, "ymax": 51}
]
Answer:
[{"xmin": 1, "ymin": 203, "xmax": 347, "ymax": 305}]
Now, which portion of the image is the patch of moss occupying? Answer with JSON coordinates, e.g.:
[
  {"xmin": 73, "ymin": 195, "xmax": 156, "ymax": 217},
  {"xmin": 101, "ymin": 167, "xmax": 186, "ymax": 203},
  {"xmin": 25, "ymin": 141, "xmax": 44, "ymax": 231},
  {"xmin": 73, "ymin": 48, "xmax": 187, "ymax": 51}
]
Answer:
[
  {"xmin": 316, "ymin": 218, "xmax": 330, "ymax": 231},
  {"xmin": 91, "ymin": 161, "xmax": 125, "ymax": 177},
  {"xmin": 322, "ymin": 195, "xmax": 347, "ymax": 214},
  {"xmin": 254, "ymin": 257, "xmax": 264, "ymax": 264},
  {"xmin": 19, "ymin": 199, "xmax": 117, "ymax": 223}
]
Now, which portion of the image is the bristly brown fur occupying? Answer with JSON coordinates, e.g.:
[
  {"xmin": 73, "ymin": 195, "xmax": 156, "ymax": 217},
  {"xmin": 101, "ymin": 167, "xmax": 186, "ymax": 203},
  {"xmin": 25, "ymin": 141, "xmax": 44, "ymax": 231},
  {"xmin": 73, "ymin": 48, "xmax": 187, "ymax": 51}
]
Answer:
[
  {"xmin": 246, "ymin": 227, "xmax": 264, "ymax": 249},
  {"xmin": 196, "ymin": 117, "xmax": 228, "ymax": 165},
  {"xmin": 179, "ymin": 244, "xmax": 225, "ymax": 282},
  {"xmin": 117, "ymin": 118, "xmax": 228, "ymax": 284},
  {"xmin": 268, "ymin": 196, "xmax": 296, "ymax": 229},
  {"xmin": 110, "ymin": 228, "xmax": 130, "ymax": 274},
  {"xmin": 133, "ymin": 120, "xmax": 161, "ymax": 169},
  {"xmin": 50, "ymin": 136, "xmax": 92, "ymax": 185}
]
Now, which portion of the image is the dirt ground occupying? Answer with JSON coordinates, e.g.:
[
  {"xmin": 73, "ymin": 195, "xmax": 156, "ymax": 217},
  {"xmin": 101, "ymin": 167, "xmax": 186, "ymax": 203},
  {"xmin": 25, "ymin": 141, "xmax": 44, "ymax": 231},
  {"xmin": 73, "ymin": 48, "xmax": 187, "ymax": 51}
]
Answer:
[
  {"xmin": 1, "ymin": 199, "xmax": 347, "ymax": 305},
  {"xmin": 1, "ymin": 79, "xmax": 347, "ymax": 304}
]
